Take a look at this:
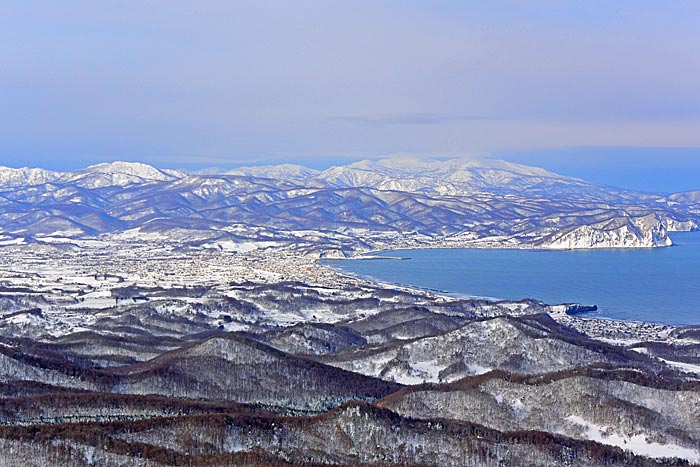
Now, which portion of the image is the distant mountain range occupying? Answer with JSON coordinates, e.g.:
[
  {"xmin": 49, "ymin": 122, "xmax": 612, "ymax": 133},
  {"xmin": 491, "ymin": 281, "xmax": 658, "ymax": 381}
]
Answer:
[{"xmin": 1, "ymin": 158, "xmax": 698, "ymax": 254}]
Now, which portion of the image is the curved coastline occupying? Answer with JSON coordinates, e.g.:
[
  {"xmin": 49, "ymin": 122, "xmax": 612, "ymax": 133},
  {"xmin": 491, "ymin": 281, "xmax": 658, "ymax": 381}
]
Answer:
[
  {"xmin": 320, "ymin": 261, "xmax": 500, "ymax": 301},
  {"xmin": 320, "ymin": 231, "xmax": 700, "ymax": 326}
]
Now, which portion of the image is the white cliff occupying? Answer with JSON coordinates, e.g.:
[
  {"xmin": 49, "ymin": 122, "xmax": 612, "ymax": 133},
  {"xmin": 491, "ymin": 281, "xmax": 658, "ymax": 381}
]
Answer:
[{"xmin": 541, "ymin": 214, "xmax": 672, "ymax": 249}]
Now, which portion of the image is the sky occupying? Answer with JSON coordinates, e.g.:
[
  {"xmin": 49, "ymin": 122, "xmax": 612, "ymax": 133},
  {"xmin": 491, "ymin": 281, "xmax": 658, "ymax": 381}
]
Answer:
[{"xmin": 1, "ymin": 1, "xmax": 700, "ymax": 192}]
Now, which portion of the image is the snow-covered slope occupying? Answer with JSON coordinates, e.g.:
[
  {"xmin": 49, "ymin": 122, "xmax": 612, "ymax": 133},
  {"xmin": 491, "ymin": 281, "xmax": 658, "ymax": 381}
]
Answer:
[
  {"xmin": 322, "ymin": 315, "xmax": 640, "ymax": 384},
  {"xmin": 380, "ymin": 370, "xmax": 700, "ymax": 463}
]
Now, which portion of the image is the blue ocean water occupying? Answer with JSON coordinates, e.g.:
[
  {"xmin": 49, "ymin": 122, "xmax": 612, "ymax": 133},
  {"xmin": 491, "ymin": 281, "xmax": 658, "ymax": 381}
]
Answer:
[{"xmin": 323, "ymin": 232, "xmax": 700, "ymax": 325}]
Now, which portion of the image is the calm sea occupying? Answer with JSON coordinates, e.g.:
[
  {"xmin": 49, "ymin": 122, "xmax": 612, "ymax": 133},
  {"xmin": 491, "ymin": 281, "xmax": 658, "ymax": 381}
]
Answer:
[{"xmin": 323, "ymin": 231, "xmax": 700, "ymax": 325}]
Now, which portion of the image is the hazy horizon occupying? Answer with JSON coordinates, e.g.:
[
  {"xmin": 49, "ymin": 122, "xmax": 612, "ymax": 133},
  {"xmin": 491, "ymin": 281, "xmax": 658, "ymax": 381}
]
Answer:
[{"xmin": 2, "ymin": 1, "xmax": 700, "ymax": 193}]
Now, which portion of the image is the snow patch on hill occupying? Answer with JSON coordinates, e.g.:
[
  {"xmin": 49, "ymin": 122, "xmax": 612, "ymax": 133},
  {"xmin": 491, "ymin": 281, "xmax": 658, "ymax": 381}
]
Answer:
[{"xmin": 566, "ymin": 415, "xmax": 700, "ymax": 462}]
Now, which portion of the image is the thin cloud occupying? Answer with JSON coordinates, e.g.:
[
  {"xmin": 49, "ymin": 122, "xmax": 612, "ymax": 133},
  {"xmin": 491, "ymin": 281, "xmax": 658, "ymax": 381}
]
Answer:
[{"xmin": 329, "ymin": 113, "xmax": 496, "ymax": 126}]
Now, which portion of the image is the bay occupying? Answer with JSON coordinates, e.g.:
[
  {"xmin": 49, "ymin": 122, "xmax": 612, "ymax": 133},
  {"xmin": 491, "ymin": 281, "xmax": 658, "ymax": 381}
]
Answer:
[{"xmin": 323, "ymin": 231, "xmax": 700, "ymax": 325}]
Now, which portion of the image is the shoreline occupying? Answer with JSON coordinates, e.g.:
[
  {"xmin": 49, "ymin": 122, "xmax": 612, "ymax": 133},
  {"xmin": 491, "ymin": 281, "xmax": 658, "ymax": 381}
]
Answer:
[
  {"xmin": 2, "ymin": 237, "xmax": 699, "ymax": 335},
  {"xmin": 344, "ymin": 235, "xmax": 690, "ymax": 259},
  {"xmin": 314, "ymin": 256, "xmax": 700, "ymax": 348},
  {"xmin": 319, "ymin": 260, "xmax": 501, "ymax": 301},
  {"xmin": 315, "ymin": 233, "xmax": 700, "ymax": 328},
  {"xmin": 336, "ymin": 227, "xmax": 700, "ymax": 260}
]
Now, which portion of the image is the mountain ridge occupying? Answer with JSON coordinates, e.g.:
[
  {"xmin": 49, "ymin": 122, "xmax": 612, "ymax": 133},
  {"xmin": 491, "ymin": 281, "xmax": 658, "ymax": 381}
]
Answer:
[{"xmin": 0, "ymin": 158, "xmax": 698, "ymax": 253}]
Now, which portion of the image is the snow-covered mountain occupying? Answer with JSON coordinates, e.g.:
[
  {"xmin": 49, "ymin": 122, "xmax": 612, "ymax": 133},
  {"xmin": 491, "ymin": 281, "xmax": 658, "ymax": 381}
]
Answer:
[
  {"xmin": 60, "ymin": 161, "xmax": 184, "ymax": 188},
  {"xmin": 200, "ymin": 157, "xmax": 596, "ymax": 196},
  {"xmin": 0, "ymin": 166, "xmax": 61, "ymax": 187},
  {"xmin": 0, "ymin": 158, "xmax": 697, "ymax": 251},
  {"xmin": 225, "ymin": 163, "xmax": 321, "ymax": 182},
  {"xmin": 0, "ymin": 161, "xmax": 182, "ymax": 190},
  {"xmin": 314, "ymin": 157, "xmax": 578, "ymax": 196}
]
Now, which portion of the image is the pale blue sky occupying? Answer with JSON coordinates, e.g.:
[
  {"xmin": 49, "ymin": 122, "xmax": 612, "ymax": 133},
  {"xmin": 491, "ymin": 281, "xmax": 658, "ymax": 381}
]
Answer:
[{"xmin": 1, "ymin": 1, "xmax": 699, "ymax": 192}]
